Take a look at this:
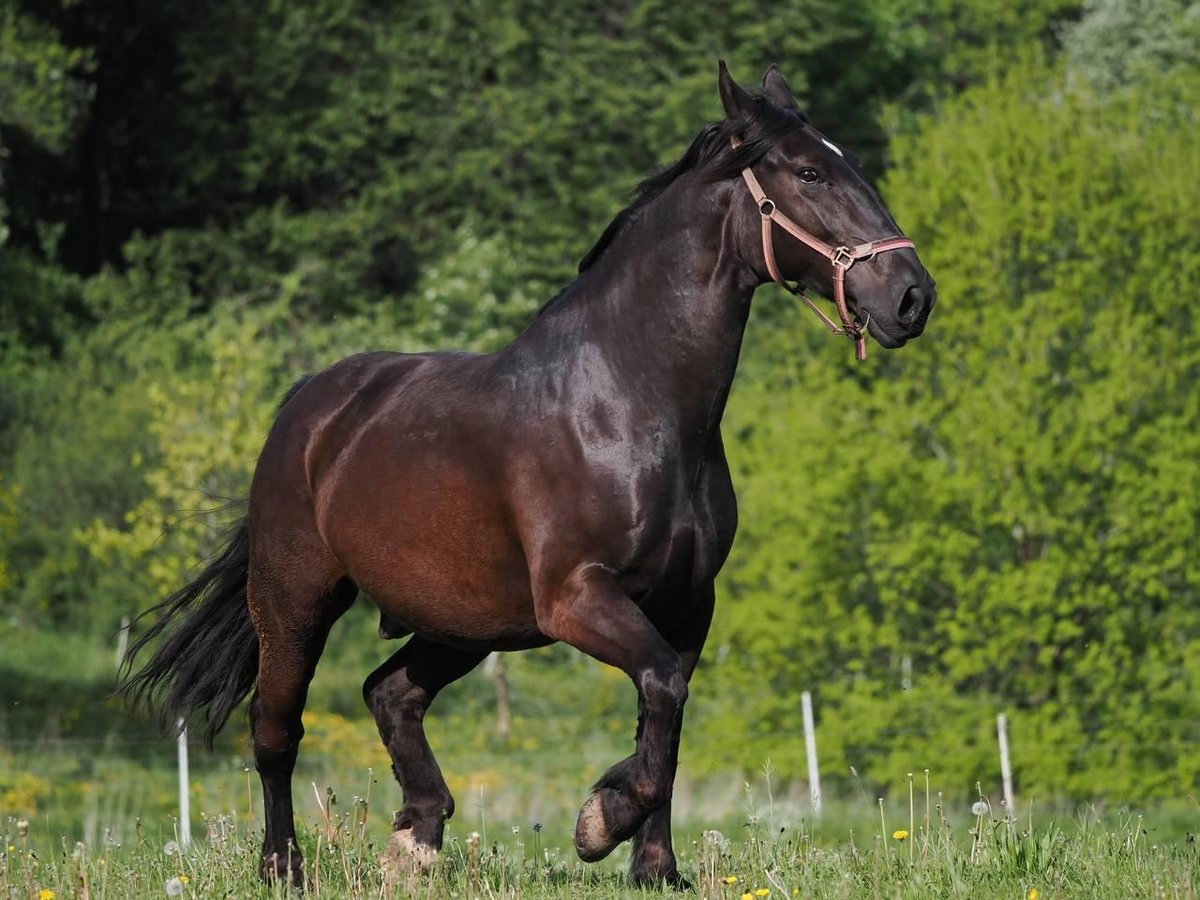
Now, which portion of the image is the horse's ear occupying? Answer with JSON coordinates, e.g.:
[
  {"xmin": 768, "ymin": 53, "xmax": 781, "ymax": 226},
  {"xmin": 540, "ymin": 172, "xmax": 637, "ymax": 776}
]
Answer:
[
  {"xmin": 761, "ymin": 64, "xmax": 798, "ymax": 110},
  {"xmin": 718, "ymin": 60, "xmax": 755, "ymax": 120}
]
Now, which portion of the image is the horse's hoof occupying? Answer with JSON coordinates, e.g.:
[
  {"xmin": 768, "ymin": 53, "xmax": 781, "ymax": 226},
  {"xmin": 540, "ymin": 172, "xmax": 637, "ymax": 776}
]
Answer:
[
  {"xmin": 261, "ymin": 852, "xmax": 304, "ymax": 888},
  {"xmin": 380, "ymin": 828, "xmax": 439, "ymax": 878},
  {"xmin": 631, "ymin": 866, "xmax": 692, "ymax": 891},
  {"xmin": 575, "ymin": 788, "xmax": 643, "ymax": 862}
]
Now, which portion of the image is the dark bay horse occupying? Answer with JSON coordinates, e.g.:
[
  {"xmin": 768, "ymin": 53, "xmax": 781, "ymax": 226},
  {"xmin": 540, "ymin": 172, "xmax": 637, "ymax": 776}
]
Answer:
[{"xmin": 121, "ymin": 62, "xmax": 935, "ymax": 888}]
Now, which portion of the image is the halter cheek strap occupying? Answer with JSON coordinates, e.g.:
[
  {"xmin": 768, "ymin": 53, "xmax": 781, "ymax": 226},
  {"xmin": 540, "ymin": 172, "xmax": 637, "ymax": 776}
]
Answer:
[{"xmin": 738, "ymin": 165, "xmax": 916, "ymax": 361}]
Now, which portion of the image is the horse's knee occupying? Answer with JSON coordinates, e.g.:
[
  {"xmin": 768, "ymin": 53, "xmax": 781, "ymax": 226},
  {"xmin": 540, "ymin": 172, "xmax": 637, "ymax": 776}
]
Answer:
[{"xmin": 638, "ymin": 666, "xmax": 688, "ymax": 712}]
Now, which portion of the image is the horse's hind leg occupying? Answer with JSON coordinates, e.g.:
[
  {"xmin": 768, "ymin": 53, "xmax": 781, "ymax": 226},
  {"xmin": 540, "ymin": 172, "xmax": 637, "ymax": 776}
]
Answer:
[
  {"xmin": 363, "ymin": 636, "xmax": 486, "ymax": 873},
  {"xmin": 249, "ymin": 553, "xmax": 355, "ymax": 886}
]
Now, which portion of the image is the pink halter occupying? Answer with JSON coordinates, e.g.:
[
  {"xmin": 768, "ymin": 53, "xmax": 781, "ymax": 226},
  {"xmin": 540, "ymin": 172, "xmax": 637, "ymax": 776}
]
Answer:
[{"xmin": 738, "ymin": 164, "xmax": 915, "ymax": 361}]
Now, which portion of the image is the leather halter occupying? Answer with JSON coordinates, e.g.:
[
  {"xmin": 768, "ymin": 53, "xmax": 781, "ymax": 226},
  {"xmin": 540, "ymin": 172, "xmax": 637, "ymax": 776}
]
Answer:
[{"xmin": 738, "ymin": 162, "xmax": 916, "ymax": 361}]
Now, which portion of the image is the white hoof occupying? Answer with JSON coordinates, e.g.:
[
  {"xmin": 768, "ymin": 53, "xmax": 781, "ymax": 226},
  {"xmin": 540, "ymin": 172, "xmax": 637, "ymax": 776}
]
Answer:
[{"xmin": 380, "ymin": 828, "xmax": 438, "ymax": 878}]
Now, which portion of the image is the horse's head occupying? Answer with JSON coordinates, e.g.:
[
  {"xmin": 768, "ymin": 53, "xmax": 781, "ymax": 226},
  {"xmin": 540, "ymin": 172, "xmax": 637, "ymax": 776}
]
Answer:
[{"xmin": 719, "ymin": 62, "xmax": 936, "ymax": 351}]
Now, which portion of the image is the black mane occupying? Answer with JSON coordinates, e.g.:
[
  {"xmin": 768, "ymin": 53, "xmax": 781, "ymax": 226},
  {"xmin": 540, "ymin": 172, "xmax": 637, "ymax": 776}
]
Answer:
[{"xmin": 576, "ymin": 95, "xmax": 807, "ymax": 273}]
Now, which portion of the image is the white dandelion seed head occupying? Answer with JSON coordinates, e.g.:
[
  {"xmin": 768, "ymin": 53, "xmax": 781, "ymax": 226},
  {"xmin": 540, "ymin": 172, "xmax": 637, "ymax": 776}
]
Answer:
[
  {"xmin": 162, "ymin": 841, "xmax": 179, "ymax": 856},
  {"xmin": 972, "ymin": 800, "xmax": 990, "ymax": 816},
  {"xmin": 702, "ymin": 830, "xmax": 730, "ymax": 851},
  {"xmin": 165, "ymin": 877, "xmax": 184, "ymax": 897}
]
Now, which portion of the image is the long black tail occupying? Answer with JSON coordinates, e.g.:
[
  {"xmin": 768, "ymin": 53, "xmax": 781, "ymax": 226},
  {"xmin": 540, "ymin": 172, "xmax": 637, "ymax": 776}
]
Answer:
[{"xmin": 119, "ymin": 517, "xmax": 258, "ymax": 747}]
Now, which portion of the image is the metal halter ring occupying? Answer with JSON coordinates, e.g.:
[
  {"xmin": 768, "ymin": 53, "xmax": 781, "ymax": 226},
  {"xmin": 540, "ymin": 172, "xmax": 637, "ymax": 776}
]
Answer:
[{"xmin": 831, "ymin": 246, "xmax": 855, "ymax": 269}]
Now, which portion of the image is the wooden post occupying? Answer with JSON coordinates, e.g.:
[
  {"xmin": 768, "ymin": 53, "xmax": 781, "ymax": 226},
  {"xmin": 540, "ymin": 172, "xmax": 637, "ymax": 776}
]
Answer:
[
  {"xmin": 997, "ymin": 712, "xmax": 1014, "ymax": 818},
  {"xmin": 177, "ymin": 718, "xmax": 192, "ymax": 848},
  {"xmin": 483, "ymin": 652, "xmax": 511, "ymax": 741},
  {"xmin": 801, "ymin": 691, "xmax": 822, "ymax": 819},
  {"xmin": 115, "ymin": 616, "xmax": 130, "ymax": 670}
]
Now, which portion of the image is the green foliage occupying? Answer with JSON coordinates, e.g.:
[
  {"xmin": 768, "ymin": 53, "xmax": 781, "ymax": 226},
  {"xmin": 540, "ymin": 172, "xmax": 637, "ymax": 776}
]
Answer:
[
  {"xmin": 1063, "ymin": 0, "xmax": 1200, "ymax": 92},
  {"xmin": 0, "ymin": 5, "xmax": 91, "ymax": 153}
]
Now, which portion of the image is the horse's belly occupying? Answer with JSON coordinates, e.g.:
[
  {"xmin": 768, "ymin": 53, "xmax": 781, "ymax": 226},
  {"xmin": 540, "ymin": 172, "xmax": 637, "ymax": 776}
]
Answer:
[{"xmin": 317, "ymin": 448, "xmax": 539, "ymax": 646}]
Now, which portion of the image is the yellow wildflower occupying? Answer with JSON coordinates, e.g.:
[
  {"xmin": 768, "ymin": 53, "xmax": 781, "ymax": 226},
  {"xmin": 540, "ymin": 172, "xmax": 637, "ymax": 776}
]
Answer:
[
  {"xmin": 724, "ymin": 875, "xmax": 739, "ymax": 884},
  {"xmin": 755, "ymin": 890, "xmax": 771, "ymax": 898},
  {"xmin": 179, "ymin": 875, "xmax": 191, "ymax": 884},
  {"xmin": 742, "ymin": 893, "xmax": 754, "ymax": 900},
  {"xmin": 6, "ymin": 845, "xmax": 13, "ymax": 853},
  {"xmin": 892, "ymin": 829, "xmax": 909, "ymax": 841},
  {"xmin": 39, "ymin": 890, "xmax": 56, "ymax": 900},
  {"xmin": 1028, "ymin": 891, "xmax": 1040, "ymax": 900}
]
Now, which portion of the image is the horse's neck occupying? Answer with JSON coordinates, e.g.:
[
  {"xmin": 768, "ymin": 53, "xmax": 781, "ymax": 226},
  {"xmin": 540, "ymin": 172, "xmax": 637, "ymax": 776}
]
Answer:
[{"xmin": 517, "ymin": 178, "xmax": 755, "ymax": 438}]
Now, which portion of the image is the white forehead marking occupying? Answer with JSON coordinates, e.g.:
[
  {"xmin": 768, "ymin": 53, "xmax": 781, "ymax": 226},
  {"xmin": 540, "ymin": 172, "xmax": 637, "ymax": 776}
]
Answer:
[{"xmin": 820, "ymin": 137, "xmax": 844, "ymax": 157}]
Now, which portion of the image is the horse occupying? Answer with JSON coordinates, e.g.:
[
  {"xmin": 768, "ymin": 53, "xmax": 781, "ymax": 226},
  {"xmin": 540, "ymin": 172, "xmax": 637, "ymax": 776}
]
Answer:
[{"xmin": 120, "ymin": 61, "xmax": 936, "ymax": 888}]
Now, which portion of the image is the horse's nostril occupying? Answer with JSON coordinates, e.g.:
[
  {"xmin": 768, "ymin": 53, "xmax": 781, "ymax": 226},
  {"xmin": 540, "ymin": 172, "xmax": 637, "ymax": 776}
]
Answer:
[{"xmin": 898, "ymin": 285, "xmax": 924, "ymax": 326}]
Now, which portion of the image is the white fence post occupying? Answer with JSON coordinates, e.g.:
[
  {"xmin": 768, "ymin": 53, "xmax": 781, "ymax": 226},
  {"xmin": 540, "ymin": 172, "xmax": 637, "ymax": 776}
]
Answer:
[
  {"xmin": 997, "ymin": 712, "xmax": 1014, "ymax": 818},
  {"xmin": 177, "ymin": 718, "xmax": 192, "ymax": 848},
  {"xmin": 801, "ymin": 691, "xmax": 822, "ymax": 819}
]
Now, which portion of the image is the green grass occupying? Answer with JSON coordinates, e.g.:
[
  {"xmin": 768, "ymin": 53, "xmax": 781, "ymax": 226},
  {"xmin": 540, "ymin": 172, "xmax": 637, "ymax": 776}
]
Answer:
[
  {"xmin": 5, "ymin": 624, "xmax": 1200, "ymax": 896},
  {"xmin": 4, "ymin": 795, "xmax": 1199, "ymax": 899}
]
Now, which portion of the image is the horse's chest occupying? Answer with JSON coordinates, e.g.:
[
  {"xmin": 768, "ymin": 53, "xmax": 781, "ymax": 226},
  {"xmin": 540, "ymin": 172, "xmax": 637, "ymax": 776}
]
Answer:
[{"xmin": 619, "ymin": 477, "xmax": 735, "ymax": 606}]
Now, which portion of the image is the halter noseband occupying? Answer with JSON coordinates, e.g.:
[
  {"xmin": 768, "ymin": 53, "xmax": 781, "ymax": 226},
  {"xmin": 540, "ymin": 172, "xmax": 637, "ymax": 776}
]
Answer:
[{"xmin": 737, "ymin": 161, "xmax": 916, "ymax": 361}]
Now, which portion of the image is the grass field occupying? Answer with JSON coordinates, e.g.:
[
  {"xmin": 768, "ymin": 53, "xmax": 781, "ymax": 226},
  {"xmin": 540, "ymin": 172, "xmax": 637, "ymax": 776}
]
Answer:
[
  {"xmin": 5, "ymin": 627, "xmax": 1200, "ymax": 897},
  {"xmin": 4, "ymin": 750, "xmax": 1199, "ymax": 900},
  {"xmin": 4, "ymin": 791, "xmax": 1198, "ymax": 899}
]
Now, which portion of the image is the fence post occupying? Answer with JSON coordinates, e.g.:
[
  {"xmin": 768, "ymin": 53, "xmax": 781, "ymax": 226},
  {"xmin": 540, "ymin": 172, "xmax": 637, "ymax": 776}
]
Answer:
[
  {"xmin": 115, "ymin": 616, "xmax": 130, "ymax": 670},
  {"xmin": 997, "ymin": 712, "xmax": 1014, "ymax": 818},
  {"xmin": 177, "ymin": 718, "xmax": 192, "ymax": 848},
  {"xmin": 801, "ymin": 691, "xmax": 822, "ymax": 819}
]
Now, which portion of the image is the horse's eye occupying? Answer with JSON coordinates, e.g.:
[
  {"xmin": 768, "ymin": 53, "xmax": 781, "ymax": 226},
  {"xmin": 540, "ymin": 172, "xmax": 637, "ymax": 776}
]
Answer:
[{"xmin": 797, "ymin": 168, "xmax": 820, "ymax": 184}]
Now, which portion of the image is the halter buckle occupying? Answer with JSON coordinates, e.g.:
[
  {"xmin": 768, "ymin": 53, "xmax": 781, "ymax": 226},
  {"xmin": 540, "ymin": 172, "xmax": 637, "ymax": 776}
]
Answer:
[{"xmin": 831, "ymin": 246, "xmax": 855, "ymax": 269}]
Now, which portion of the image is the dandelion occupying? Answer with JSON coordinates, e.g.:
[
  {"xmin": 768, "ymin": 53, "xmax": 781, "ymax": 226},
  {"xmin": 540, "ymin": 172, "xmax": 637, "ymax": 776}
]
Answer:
[
  {"xmin": 724, "ymin": 875, "xmax": 739, "ymax": 884},
  {"xmin": 165, "ymin": 877, "xmax": 184, "ymax": 897},
  {"xmin": 38, "ymin": 891, "xmax": 55, "ymax": 900},
  {"xmin": 466, "ymin": 831, "xmax": 481, "ymax": 856},
  {"xmin": 17, "ymin": 819, "xmax": 29, "ymax": 838},
  {"xmin": 1027, "ymin": 890, "xmax": 1040, "ymax": 900},
  {"xmin": 703, "ymin": 829, "xmax": 730, "ymax": 851},
  {"xmin": 892, "ymin": 829, "xmax": 909, "ymax": 841},
  {"xmin": 741, "ymin": 893, "xmax": 755, "ymax": 900},
  {"xmin": 163, "ymin": 840, "xmax": 180, "ymax": 856},
  {"xmin": 972, "ymin": 800, "xmax": 989, "ymax": 816},
  {"xmin": 755, "ymin": 890, "xmax": 771, "ymax": 897},
  {"xmin": 179, "ymin": 875, "xmax": 190, "ymax": 884}
]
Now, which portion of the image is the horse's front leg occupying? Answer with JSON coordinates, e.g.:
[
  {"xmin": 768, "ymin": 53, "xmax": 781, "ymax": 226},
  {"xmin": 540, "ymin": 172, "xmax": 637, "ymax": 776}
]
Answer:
[
  {"xmin": 629, "ymin": 583, "xmax": 715, "ymax": 888},
  {"xmin": 536, "ymin": 565, "xmax": 688, "ymax": 865}
]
